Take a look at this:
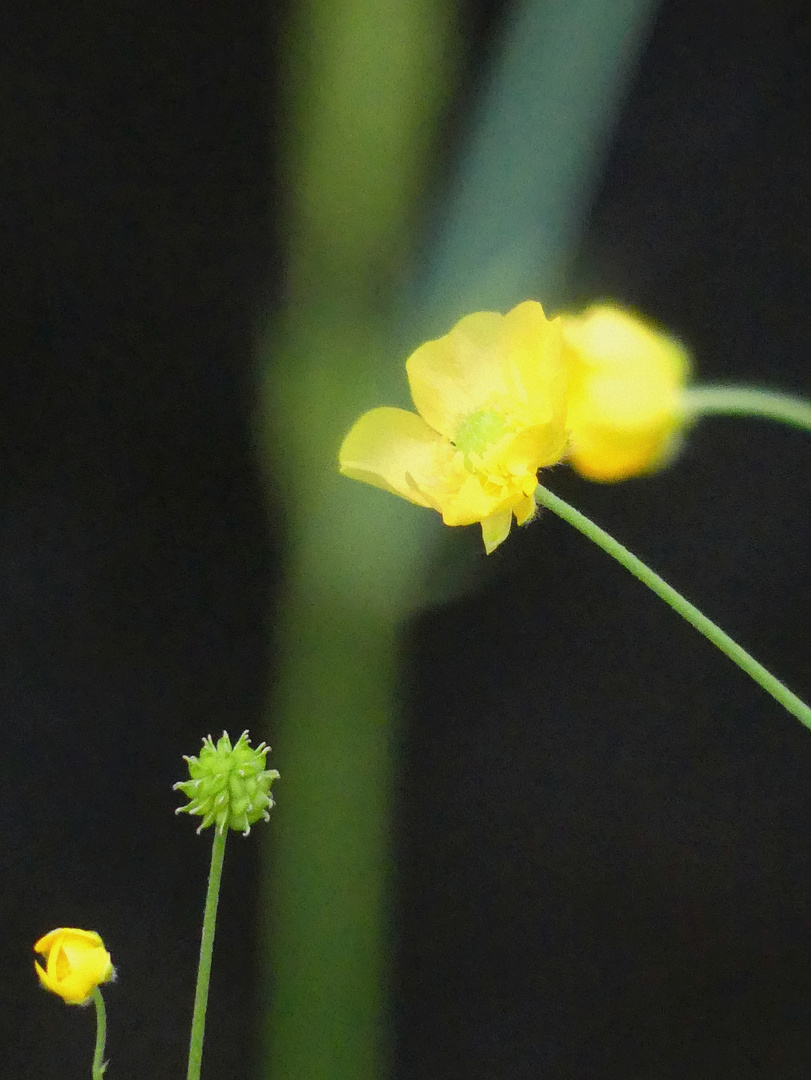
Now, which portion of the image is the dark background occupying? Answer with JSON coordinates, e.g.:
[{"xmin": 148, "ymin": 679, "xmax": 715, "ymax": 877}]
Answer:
[{"xmin": 3, "ymin": 1, "xmax": 811, "ymax": 1077}]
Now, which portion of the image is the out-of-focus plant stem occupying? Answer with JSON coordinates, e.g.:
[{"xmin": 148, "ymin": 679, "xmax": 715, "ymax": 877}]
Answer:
[
  {"xmin": 258, "ymin": 1, "xmax": 661, "ymax": 1078},
  {"xmin": 414, "ymin": 0, "xmax": 662, "ymax": 326},
  {"xmin": 683, "ymin": 385, "xmax": 811, "ymax": 433},
  {"xmin": 258, "ymin": 5, "xmax": 456, "ymax": 1080}
]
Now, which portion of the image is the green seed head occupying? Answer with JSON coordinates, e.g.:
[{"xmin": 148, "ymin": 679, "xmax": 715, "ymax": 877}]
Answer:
[{"xmin": 174, "ymin": 730, "xmax": 280, "ymax": 836}]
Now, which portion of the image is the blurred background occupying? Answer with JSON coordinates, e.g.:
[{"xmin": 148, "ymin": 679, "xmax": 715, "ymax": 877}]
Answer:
[{"xmin": 3, "ymin": 0, "xmax": 811, "ymax": 1077}]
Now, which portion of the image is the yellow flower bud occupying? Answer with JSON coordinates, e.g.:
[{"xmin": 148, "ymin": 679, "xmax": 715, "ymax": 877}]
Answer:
[
  {"xmin": 561, "ymin": 304, "xmax": 691, "ymax": 481},
  {"xmin": 34, "ymin": 928, "xmax": 115, "ymax": 1005}
]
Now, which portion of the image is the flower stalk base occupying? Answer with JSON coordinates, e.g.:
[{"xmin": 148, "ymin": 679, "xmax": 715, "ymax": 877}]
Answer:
[
  {"xmin": 186, "ymin": 829, "xmax": 227, "ymax": 1080},
  {"xmin": 536, "ymin": 485, "xmax": 811, "ymax": 731}
]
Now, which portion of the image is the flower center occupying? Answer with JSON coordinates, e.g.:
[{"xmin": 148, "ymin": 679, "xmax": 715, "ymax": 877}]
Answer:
[{"xmin": 453, "ymin": 408, "xmax": 513, "ymax": 466}]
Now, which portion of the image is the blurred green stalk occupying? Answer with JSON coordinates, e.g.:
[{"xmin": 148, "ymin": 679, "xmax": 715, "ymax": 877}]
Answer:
[
  {"xmin": 258, "ymin": 4, "xmax": 456, "ymax": 1079},
  {"xmin": 258, "ymin": 1, "xmax": 659, "ymax": 1078}
]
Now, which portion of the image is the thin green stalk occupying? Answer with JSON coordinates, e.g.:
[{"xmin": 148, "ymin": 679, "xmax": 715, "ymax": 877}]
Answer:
[
  {"xmin": 187, "ymin": 829, "xmax": 227, "ymax": 1080},
  {"xmin": 91, "ymin": 987, "xmax": 107, "ymax": 1080},
  {"xmin": 682, "ymin": 385, "xmax": 811, "ymax": 434},
  {"xmin": 535, "ymin": 485, "xmax": 811, "ymax": 731}
]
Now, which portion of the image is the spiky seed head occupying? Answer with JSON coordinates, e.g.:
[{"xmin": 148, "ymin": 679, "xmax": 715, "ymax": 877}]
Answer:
[{"xmin": 174, "ymin": 730, "xmax": 279, "ymax": 836}]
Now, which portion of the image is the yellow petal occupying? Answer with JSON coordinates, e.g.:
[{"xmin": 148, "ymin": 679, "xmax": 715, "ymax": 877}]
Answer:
[
  {"xmin": 439, "ymin": 472, "xmax": 505, "ymax": 526},
  {"xmin": 437, "ymin": 473, "xmax": 532, "ymax": 529},
  {"xmin": 58, "ymin": 942, "xmax": 113, "ymax": 1004},
  {"xmin": 34, "ymin": 928, "xmax": 104, "ymax": 955},
  {"xmin": 35, "ymin": 960, "xmax": 55, "ymax": 994},
  {"xmin": 406, "ymin": 311, "xmax": 508, "ymax": 438},
  {"xmin": 407, "ymin": 301, "xmax": 568, "ymax": 446},
  {"xmin": 512, "ymin": 490, "xmax": 537, "ymax": 526},
  {"xmin": 500, "ymin": 301, "xmax": 568, "ymax": 428},
  {"xmin": 481, "ymin": 509, "xmax": 513, "ymax": 554},
  {"xmin": 502, "ymin": 422, "xmax": 568, "ymax": 476},
  {"xmin": 339, "ymin": 407, "xmax": 454, "ymax": 509}
]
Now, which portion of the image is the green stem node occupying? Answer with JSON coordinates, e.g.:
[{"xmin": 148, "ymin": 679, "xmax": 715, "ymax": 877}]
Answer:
[
  {"xmin": 186, "ymin": 829, "xmax": 228, "ymax": 1080},
  {"xmin": 535, "ymin": 485, "xmax": 811, "ymax": 731}
]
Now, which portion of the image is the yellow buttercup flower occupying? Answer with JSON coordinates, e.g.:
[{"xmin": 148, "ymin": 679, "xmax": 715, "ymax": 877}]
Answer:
[
  {"xmin": 34, "ymin": 927, "xmax": 115, "ymax": 1005},
  {"xmin": 339, "ymin": 301, "xmax": 568, "ymax": 553},
  {"xmin": 560, "ymin": 304, "xmax": 691, "ymax": 481}
]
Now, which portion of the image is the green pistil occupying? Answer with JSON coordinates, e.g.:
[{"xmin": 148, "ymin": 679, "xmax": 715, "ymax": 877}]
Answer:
[{"xmin": 454, "ymin": 409, "xmax": 512, "ymax": 465}]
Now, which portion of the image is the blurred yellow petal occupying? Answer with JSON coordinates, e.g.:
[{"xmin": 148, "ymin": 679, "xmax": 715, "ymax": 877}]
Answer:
[{"xmin": 561, "ymin": 304, "xmax": 690, "ymax": 481}]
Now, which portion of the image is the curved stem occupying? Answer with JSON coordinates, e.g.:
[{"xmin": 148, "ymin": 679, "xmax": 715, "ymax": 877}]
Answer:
[
  {"xmin": 187, "ymin": 829, "xmax": 227, "ymax": 1080},
  {"xmin": 91, "ymin": 987, "xmax": 107, "ymax": 1079},
  {"xmin": 682, "ymin": 385, "xmax": 811, "ymax": 434},
  {"xmin": 535, "ymin": 485, "xmax": 811, "ymax": 731}
]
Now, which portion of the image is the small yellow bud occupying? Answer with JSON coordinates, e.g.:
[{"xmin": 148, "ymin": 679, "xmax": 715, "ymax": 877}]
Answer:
[
  {"xmin": 34, "ymin": 928, "xmax": 115, "ymax": 1005},
  {"xmin": 561, "ymin": 304, "xmax": 691, "ymax": 481}
]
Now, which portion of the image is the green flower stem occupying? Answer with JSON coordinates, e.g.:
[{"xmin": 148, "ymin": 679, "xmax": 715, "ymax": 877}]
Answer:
[
  {"xmin": 682, "ymin": 385, "xmax": 811, "ymax": 434},
  {"xmin": 535, "ymin": 485, "xmax": 811, "ymax": 731},
  {"xmin": 91, "ymin": 987, "xmax": 107, "ymax": 1080},
  {"xmin": 186, "ymin": 829, "xmax": 227, "ymax": 1080}
]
